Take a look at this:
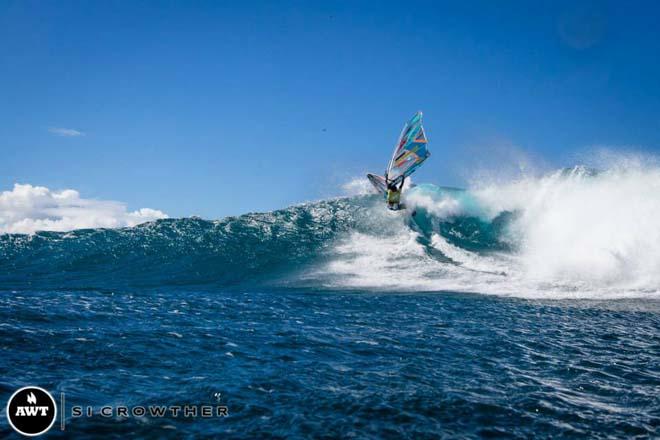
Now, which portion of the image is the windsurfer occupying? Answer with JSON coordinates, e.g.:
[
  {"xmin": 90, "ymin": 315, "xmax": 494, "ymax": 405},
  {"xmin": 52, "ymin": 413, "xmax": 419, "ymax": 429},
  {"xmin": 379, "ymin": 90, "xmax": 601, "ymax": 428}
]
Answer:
[
  {"xmin": 386, "ymin": 177, "xmax": 404, "ymax": 210},
  {"xmin": 366, "ymin": 111, "xmax": 430, "ymax": 212}
]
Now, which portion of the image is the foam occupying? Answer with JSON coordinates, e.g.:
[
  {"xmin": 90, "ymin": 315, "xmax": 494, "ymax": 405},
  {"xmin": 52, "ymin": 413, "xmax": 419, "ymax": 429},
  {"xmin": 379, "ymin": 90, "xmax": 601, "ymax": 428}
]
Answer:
[
  {"xmin": 473, "ymin": 165, "xmax": 660, "ymax": 292},
  {"xmin": 323, "ymin": 163, "xmax": 660, "ymax": 299}
]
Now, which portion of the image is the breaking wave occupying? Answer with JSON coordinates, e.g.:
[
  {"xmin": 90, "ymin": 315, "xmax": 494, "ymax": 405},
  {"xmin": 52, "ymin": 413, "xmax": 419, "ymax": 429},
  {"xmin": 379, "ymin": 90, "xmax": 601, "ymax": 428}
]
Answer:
[{"xmin": 3, "ymin": 164, "xmax": 660, "ymax": 299}]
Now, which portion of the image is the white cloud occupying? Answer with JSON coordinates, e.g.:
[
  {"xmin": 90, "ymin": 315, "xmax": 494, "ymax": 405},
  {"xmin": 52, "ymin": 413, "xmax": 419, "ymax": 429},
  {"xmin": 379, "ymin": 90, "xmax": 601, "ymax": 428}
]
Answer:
[
  {"xmin": 0, "ymin": 183, "xmax": 168, "ymax": 234},
  {"xmin": 48, "ymin": 127, "xmax": 85, "ymax": 137}
]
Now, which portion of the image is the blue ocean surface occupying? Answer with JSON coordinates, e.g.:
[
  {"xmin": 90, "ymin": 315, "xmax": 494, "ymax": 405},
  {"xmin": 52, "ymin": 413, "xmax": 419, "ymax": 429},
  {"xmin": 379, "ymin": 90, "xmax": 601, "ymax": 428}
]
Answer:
[{"xmin": 1, "ymin": 185, "xmax": 659, "ymax": 438}]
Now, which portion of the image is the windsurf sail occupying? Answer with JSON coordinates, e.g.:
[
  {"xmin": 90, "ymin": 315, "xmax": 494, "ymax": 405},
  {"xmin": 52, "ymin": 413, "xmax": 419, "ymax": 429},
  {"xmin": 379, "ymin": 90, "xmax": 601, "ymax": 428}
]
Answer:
[{"xmin": 386, "ymin": 111, "xmax": 430, "ymax": 184}]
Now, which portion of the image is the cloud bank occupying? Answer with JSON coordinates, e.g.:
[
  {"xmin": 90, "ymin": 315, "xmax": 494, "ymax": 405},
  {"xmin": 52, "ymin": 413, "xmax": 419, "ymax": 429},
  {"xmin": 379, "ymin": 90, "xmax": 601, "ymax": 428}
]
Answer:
[
  {"xmin": 48, "ymin": 127, "xmax": 85, "ymax": 137},
  {"xmin": 0, "ymin": 184, "xmax": 168, "ymax": 234}
]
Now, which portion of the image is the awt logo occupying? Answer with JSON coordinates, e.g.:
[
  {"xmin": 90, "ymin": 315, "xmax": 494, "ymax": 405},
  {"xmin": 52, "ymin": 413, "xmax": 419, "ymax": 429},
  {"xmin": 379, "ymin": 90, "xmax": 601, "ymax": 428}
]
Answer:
[{"xmin": 6, "ymin": 386, "xmax": 57, "ymax": 436}]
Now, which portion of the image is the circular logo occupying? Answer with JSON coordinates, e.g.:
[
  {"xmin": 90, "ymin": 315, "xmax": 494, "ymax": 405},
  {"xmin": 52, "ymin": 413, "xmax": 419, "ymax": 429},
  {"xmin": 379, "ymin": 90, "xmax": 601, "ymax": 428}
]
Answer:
[{"xmin": 6, "ymin": 386, "xmax": 57, "ymax": 436}]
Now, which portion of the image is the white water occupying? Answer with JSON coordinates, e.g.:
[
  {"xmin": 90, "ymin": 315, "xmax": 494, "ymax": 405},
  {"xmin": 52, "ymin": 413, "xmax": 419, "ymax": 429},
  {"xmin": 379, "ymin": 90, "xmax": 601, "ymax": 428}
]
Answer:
[{"xmin": 326, "ymin": 163, "xmax": 660, "ymax": 299}]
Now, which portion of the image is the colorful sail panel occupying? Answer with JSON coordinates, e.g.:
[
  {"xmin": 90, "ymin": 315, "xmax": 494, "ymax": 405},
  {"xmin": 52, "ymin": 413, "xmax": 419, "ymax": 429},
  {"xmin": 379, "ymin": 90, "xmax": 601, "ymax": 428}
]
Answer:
[{"xmin": 386, "ymin": 111, "xmax": 430, "ymax": 183}]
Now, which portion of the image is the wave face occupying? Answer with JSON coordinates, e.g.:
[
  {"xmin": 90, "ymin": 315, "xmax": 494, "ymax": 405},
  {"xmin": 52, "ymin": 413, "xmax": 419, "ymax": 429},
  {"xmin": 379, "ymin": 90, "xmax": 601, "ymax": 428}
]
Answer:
[
  {"xmin": 3, "ymin": 165, "xmax": 660, "ymax": 299},
  {"xmin": 0, "ymin": 199, "xmax": 366, "ymax": 290}
]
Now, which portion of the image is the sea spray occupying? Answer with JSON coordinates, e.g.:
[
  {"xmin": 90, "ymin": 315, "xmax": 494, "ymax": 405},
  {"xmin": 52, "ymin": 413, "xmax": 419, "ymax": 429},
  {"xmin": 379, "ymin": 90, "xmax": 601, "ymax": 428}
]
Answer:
[{"xmin": 472, "ymin": 165, "xmax": 660, "ymax": 292}]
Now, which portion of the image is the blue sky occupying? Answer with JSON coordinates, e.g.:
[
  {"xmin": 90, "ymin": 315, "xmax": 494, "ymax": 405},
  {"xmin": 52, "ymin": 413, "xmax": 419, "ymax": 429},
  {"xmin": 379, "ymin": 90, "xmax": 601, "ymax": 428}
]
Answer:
[{"xmin": 2, "ymin": 1, "xmax": 660, "ymax": 219}]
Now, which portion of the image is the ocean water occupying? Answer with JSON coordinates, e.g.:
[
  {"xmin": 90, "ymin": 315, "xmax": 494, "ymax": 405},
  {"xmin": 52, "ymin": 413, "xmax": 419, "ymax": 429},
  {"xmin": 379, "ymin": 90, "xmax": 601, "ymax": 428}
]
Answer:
[{"xmin": 1, "ymin": 167, "xmax": 659, "ymax": 438}]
